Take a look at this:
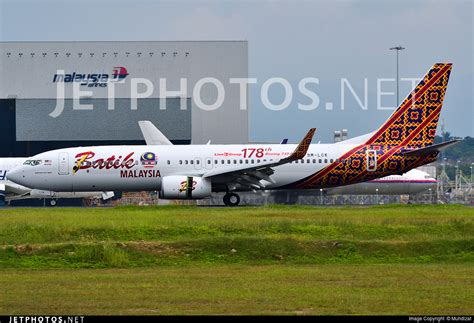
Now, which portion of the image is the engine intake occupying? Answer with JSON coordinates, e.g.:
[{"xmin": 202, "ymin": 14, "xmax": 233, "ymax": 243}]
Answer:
[{"xmin": 160, "ymin": 175, "xmax": 211, "ymax": 199}]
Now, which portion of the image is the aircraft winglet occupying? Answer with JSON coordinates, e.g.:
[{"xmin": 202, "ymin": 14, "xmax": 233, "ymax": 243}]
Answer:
[{"xmin": 286, "ymin": 128, "xmax": 316, "ymax": 160}]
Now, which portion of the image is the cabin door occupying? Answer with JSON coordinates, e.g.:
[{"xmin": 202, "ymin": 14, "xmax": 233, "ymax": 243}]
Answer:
[{"xmin": 58, "ymin": 152, "xmax": 69, "ymax": 175}]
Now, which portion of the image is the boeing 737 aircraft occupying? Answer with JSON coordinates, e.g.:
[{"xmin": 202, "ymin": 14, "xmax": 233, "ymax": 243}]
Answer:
[{"xmin": 8, "ymin": 63, "xmax": 458, "ymax": 206}]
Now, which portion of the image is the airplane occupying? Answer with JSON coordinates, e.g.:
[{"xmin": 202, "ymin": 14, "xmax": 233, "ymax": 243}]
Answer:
[
  {"xmin": 7, "ymin": 63, "xmax": 459, "ymax": 206},
  {"xmin": 0, "ymin": 158, "xmax": 114, "ymax": 206},
  {"xmin": 324, "ymin": 168, "xmax": 436, "ymax": 195}
]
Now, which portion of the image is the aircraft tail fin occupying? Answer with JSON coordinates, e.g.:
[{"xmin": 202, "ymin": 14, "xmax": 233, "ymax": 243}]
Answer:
[
  {"xmin": 138, "ymin": 121, "xmax": 173, "ymax": 146},
  {"xmin": 365, "ymin": 63, "xmax": 452, "ymax": 148}
]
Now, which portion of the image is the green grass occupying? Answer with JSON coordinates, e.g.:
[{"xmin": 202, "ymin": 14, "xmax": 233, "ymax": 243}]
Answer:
[
  {"xmin": 0, "ymin": 205, "xmax": 472, "ymax": 267},
  {"xmin": 1, "ymin": 265, "xmax": 472, "ymax": 315},
  {"xmin": 0, "ymin": 204, "xmax": 472, "ymax": 314}
]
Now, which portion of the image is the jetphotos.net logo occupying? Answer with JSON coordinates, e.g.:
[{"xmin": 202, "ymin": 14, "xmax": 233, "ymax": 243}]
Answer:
[
  {"xmin": 49, "ymin": 68, "xmax": 422, "ymax": 118},
  {"xmin": 52, "ymin": 66, "xmax": 129, "ymax": 87}
]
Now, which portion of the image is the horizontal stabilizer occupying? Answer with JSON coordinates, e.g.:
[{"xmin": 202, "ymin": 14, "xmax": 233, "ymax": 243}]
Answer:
[{"xmin": 403, "ymin": 139, "xmax": 461, "ymax": 157}]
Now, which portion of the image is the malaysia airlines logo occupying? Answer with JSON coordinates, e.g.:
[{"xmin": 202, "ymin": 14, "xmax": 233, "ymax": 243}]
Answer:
[
  {"xmin": 52, "ymin": 66, "xmax": 129, "ymax": 87},
  {"xmin": 112, "ymin": 66, "xmax": 129, "ymax": 81}
]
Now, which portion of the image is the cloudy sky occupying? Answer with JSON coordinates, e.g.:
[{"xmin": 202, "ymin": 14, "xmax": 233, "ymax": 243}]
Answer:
[{"xmin": 1, "ymin": 0, "xmax": 472, "ymax": 142}]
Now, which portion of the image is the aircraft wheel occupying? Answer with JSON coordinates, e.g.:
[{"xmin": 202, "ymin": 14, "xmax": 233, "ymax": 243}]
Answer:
[
  {"xmin": 49, "ymin": 199, "xmax": 57, "ymax": 207},
  {"xmin": 223, "ymin": 193, "xmax": 240, "ymax": 207}
]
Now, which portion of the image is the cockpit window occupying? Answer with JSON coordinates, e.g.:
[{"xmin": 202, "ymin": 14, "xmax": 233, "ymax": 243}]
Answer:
[{"xmin": 23, "ymin": 160, "xmax": 42, "ymax": 166}]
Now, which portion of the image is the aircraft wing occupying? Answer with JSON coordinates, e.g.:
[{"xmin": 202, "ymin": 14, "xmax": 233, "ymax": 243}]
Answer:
[
  {"xmin": 402, "ymin": 139, "xmax": 461, "ymax": 157},
  {"xmin": 202, "ymin": 128, "xmax": 316, "ymax": 190},
  {"xmin": 138, "ymin": 121, "xmax": 173, "ymax": 145}
]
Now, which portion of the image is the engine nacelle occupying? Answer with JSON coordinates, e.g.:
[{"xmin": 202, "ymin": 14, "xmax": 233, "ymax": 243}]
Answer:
[{"xmin": 160, "ymin": 176, "xmax": 211, "ymax": 199}]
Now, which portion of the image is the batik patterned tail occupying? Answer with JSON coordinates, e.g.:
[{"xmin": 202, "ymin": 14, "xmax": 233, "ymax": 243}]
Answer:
[
  {"xmin": 283, "ymin": 63, "xmax": 452, "ymax": 190},
  {"xmin": 366, "ymin": 63, "xmax": 452, "ymax": 148}
]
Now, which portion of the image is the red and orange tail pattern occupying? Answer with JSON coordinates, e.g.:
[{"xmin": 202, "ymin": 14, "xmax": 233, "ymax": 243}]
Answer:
[
  {"xmin": 284, "ymin": 63, "xmax": 452, "ymax": 190},
  {"xmin": 366, "ymin": 63, "xmax": 452, "ymax": 148}
]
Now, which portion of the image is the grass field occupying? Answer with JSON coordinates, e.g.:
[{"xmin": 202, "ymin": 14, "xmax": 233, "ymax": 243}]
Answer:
[{"xmin": 0, "ymin": 204, "xmax": 473, "ymax": 315}]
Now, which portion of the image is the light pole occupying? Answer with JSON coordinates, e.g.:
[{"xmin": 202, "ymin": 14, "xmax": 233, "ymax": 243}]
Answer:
[
  {"xmin": 455, "ymin": 160, "xmax": 460, "ymax": 191},
  {"xmin": 390, "ymin": 45, "xmax": 405, "ymax": 106},
  {"xmin": 320, "ymin": 188, "xmax": 323, "ymax": 205},
  {"xmin": 470, "ymin": 163, "xmax": 473, "ymax": 184},
  {"xmin": 375, "ymin": 188, "xmax": 379, "ymax": 205}
]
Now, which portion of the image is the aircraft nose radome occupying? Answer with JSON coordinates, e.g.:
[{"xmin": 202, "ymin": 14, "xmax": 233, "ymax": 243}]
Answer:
[{"xmin": 6, "ymin": 167, "xmax": 24, "ymax": 184}]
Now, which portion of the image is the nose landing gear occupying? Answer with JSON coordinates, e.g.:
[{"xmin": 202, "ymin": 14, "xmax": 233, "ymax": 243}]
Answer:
[{"xmin": 223, "ymin": 192, "xmax": 240, "ymax": 207}]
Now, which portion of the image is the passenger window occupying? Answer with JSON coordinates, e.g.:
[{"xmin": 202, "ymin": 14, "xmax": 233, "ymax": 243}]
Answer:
[
  {"xmin": 330, "ymin": 159, "xmax": 333, "ymax": 163},
  {"xmin": 185, "ymin": 160, "xmax": 188, "ymax": 165},
  {"xmin": 318, "ymin": 159, "xmax": 322, "ymax": 163},
  {"xmin": 307, "ymin": 159, "xmax": 310, "ymax": 163},
  {"xmin": 221, "ymin": 160, "xmax": 224, "ymax": 164},
  {"xmin": 167, "ymin": 160, "xmax": 170, "ymax": 165},
  {"xmin": 179, "ymin": 160, "xmax": 183, "ymax": 165},
  {"xmin": 214, "ymin": 160, "xmax": 218, "ymax": 164},
  {"xmin": 251, "ymin": 160, "xmax": 254, "ymax": 164},
  {"xmin": 196, "ymin": 160, "xmax": 200, "ymax": 164},
  {"xmin": 313, "ymin": 159, "xmax": 316, "ymax": 163},
  {"xmin": 233, "ymin": 160, "xmax": 237, "ymax": 164},
  {"xmin": 324, "ymin": 159, "xmax": 327, "ymax": 163},
  {"xmin": 190, "ymin": 160, "xmax": 194, "ymax": 165},
  {"xmin": 257, "ymin": 159, "xmax": 260, "ymax": 163},
  {"xmin": 207, "ymin": 160, "xmax": 211, "ymax": 164},
  {"xmin": 245, "ymin": 160, "xmax": 249, "ymax": 164},
  {"xmin": 239, "ymin": 160, "xmax": 243, "ymax": 164}
]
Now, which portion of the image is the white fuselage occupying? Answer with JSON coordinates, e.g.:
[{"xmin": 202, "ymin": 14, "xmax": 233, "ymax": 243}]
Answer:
[{"xmin": 8, "ymin": 143, "xmax": 395, "ymax": 193}]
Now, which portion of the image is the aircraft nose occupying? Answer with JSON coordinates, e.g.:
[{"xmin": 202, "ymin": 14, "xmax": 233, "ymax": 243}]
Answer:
[{"xmin": 7, "ymin": 166, "xmax": 25, "ymax": 184}]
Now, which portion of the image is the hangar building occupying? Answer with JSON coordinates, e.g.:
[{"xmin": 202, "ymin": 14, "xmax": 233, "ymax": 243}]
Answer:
[{"xmin": 0, "ymin": 41, "xmax": 248, "ymax": 157}]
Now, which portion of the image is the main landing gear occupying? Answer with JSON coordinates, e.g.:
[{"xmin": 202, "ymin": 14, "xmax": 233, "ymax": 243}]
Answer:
[
  {"xmin": 223, "ymin": 192, "xmax": 240, "ymax": 207},
  {"xmin": 49, "ymin": 199, "xmax": 57, "ymax": 207}
]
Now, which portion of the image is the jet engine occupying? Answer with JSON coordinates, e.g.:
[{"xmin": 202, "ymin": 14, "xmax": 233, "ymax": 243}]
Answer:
[{"xmin": 160, "ymin": 175, "xmax": 212, "ymax": 199}]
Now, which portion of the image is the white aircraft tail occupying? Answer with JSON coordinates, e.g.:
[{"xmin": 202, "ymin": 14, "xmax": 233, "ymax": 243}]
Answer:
[{"xmin": 138, "ymin": 121, "xmax": 173, "ymax": 146}]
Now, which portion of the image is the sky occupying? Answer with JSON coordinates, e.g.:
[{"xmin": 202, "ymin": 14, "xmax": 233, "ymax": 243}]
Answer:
[{"xmin": 0, "ymin": 0, "xmax": 472, "ymax": 143}]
